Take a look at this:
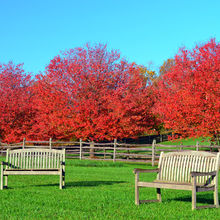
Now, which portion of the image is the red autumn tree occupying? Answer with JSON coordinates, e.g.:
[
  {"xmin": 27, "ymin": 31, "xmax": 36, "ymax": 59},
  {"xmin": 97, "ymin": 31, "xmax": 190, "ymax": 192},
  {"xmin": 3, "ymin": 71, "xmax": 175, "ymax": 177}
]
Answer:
[
  {"xmin": 159, "ymin": 58, "xmax": 175, "ymax": 76},
  {"xmin": 155, "ymin": 39, "xmax": 220, "ymax": 144},
  {"xmin": 0, "ymin": 62, "xmax": 34, "ymax": 143},
  {"xmin": 32, "ymin": 44, "xmax": 159, "ymax": 141}
]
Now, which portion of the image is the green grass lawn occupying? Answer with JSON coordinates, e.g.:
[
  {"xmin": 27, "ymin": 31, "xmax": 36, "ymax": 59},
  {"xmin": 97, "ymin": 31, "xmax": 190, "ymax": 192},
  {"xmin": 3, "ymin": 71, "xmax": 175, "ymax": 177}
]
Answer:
[
  {"xmin": 0, "ymin": 158, "xmax": 219, "ymax": 219},
  {"xmin": 160, "ymin": 137, "xmax": 211, "ymax": 146}
]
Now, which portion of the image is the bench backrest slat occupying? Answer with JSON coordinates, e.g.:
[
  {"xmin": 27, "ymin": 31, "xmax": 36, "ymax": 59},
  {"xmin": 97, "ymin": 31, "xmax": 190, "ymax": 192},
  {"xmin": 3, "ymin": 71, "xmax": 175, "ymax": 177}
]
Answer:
[
  {"xmin": 6, "ymin": 149, "xmax": 65, "ymax": 170},
  {"xmin": 157, "ymin": 151, "xmax": 219, "ymax": 185}
]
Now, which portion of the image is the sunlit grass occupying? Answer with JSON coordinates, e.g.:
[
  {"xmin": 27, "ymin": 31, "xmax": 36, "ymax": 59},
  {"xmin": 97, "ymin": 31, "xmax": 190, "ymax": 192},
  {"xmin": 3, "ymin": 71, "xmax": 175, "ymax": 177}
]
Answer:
[
  {"xmin": 0, "ymin": 158, "xmax": 219, "ymax": 219},
  {"xmin": 161, "ymin": 137, "xmax": 211, "ymax": 146}
]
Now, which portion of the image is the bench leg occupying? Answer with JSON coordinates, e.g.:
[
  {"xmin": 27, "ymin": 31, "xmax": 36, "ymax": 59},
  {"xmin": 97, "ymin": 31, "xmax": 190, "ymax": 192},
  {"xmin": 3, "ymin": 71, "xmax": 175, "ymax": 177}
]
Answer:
[
  {"xmin": 214, "ymin": 186, "xmax": 219, "ymax": 208},
  {"xmin": 135, "ymin": 173, "xmax": 140, "ymax": 205},
  {"xmin": 0, "ymin": 175, "xmax": 3, "ymax": 190},
  {"xmin": 157, "ymin": 188, "xmax": 162, "ymax": 202},
  {"xmin": 192, "ymin": 190, "xmax": 196, "ymax": 210},
  {"xmin": 192, "ymin": 178, "xmax": 197, "ymax": 210},
  {"xmin": 1, "ymin": 165, "xmax": 3, "ymax": 190},
  {"xmin": 135, "ymin": 185, "xmax": 140, "ymax": 205},
  {"xmin": 60, "ymin": 171, "xmax": 63, "ymax": 189},
  {"xmin": 62, "ymin": 166, "xmax": 65, "ymax": 187},
  {"xmin": 62, "ymin": 173, "xmax": 65, "ymax": 187},
  {"xmin": 4, "ymin": 175, "xmax": 8, "ymax": 188}
]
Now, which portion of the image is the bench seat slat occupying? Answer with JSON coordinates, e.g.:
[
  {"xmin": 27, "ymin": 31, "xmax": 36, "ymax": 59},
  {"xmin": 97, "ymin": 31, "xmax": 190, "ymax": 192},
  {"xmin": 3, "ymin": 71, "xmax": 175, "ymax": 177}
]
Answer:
[
  {"xmin": 5, "ymin": 168, "xmax": 60, "ymax": 171},
  {"xmin": 4, "ymin": 170, "xmax": 60, "ymax": 175},
  {"xmin": 138, "ymin": 181, "xmax": 215, "ymax": 191},
  {"xmin": 211, "ymin": 158, "xmax": 216, "ymax": 185},
  {"xmin": 156, "ymin": 153, "xmax": 217, "ymax": 185}
]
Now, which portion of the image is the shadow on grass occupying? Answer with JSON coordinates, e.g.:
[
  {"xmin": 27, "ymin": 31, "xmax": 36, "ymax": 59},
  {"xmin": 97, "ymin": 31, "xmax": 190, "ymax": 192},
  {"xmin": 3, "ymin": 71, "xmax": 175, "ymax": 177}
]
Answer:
[
  {"xmin": 11, "ymin": 180, "xmax": 127, "ymax": 189},
  {"xmin": 72, "ymin": 162, "xmax": 125, "ymax": 168},
  {"xmin": 169, "ymin": 194, "xmax": 218, "ymax": 205},
  {"xmin": 66, "ymin": 180, "xmax": 127, "ymax": 187}
]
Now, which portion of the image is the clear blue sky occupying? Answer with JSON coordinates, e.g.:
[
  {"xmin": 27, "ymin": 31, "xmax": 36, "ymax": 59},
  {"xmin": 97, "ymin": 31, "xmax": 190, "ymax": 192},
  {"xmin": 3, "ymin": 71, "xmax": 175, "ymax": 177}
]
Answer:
[{"xmin": 0, "ymin": 0, "xmax": 219, "ymax": 75}]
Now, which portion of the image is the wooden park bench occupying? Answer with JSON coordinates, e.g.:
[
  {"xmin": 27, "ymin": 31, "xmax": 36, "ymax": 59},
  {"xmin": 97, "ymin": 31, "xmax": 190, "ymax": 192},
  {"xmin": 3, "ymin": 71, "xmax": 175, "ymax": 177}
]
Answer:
[
  {"xmin": 1, "ymin": 148, "xmax": 65, "ymax": 190},
  {"xmin": 133, "ymin": 151, "xmax": 220, "ymax": 210}
]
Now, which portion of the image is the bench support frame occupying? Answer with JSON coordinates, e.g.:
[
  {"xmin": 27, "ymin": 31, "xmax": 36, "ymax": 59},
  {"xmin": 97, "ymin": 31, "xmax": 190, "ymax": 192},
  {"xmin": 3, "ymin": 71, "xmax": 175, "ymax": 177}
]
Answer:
[
  {"xmin": 134, "ymin": 152, "xmax": 220, "ymax": 210},
  {"xmin": 1, "ymin": 148, "xmax": 65, "ymax": 190}
]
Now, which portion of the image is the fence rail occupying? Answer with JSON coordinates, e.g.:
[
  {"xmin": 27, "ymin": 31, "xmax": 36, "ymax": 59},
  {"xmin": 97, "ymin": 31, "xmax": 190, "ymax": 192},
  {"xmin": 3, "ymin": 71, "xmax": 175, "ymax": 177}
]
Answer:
[{"xmin": 0, "ymin": 139, "xmax": 219, "ymax": 166}]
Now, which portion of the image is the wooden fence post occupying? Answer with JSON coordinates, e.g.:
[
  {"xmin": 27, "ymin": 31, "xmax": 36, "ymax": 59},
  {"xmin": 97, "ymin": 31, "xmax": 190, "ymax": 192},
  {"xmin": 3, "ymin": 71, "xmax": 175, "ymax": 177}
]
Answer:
[
  {"xmin": 152, "ymin": 139, "xmax": 156, "ymax": 167},
  {"xmin": 49, "ymin": 138, "xmax": 52, "ymax": 149},
  {"xmin": 113, "ymin": 139, "xmax": 117, "ymax": 162},
  {"xmin": 160, "ymin": 134, "xmax": 163, "ymax": 142},
  {"xmin": 90, "ymin": 141, "xmax": 95, "ymax": 158},
  {"xmin": 196, "ymin": 141, "xmax": 199, "ymax": 151},
  {"xmin": 210, "ymin": 142, "xmax": 213, "ymax": 152},
  {"xmin": 104, "ymin": 147, "xmax": 106, "ymax": 159},
  {"xmin": 79, "ymin": 139, "xmax": 82, "ymax": 160},
  {"xmin": 23, "ymin": 138, "xmax": 26, "ymax": 149}
]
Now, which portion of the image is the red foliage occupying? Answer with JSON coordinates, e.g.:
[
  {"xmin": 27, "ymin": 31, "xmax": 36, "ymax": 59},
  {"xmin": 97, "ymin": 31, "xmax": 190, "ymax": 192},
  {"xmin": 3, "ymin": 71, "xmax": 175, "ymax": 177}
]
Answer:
[
  {"xmin": 155, "ymin": 39, "xmax": 220, "ymax": 141},
  {"xmin": 32, "ymin": 44, "xmax": 158, "ymax": 141},
  {"xmin": 0, "ymin": 62, "xmax": 34, "ymax": 143}
]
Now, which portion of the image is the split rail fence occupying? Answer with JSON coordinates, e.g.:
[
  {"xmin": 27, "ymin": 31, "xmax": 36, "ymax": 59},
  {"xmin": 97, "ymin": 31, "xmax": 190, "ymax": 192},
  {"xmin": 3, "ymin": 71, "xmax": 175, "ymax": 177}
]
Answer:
[{"xmin": 0, "ymin": 138, "xmax": 219, "ymax": 166}]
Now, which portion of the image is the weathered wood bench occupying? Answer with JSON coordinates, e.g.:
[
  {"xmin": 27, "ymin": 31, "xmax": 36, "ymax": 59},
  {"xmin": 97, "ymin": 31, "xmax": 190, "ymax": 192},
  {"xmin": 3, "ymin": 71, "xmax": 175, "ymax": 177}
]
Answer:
[
  {"xmin": 134, "ymin": 151, "xmax": 220, "ymax": 210},
  {"xmin": 1, "ymin": 148, "xmax": 65, "ymax": 189}
]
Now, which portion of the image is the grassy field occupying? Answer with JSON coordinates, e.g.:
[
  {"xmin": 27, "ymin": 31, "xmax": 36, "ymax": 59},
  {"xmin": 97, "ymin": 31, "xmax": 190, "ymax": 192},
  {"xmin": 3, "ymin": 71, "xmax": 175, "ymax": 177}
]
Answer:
[
  {"xmin": 0, "ymin": 158, "xmax": 219, "ymax": 219},
  {"xmin": 160, "ymin": 137, "xmax": 211, "ymax": 146}
]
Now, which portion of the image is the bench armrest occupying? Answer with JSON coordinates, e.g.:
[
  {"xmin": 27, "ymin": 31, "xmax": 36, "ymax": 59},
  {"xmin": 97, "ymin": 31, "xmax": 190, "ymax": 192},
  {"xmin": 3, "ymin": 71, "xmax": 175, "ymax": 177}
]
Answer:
[
  {"xmin": 133, "ymin": 168, "xmax": 160, "ymax": 174},
  {"xmin": 190, "ymin": 171, "xmax": 217, "ymax": 177}
]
